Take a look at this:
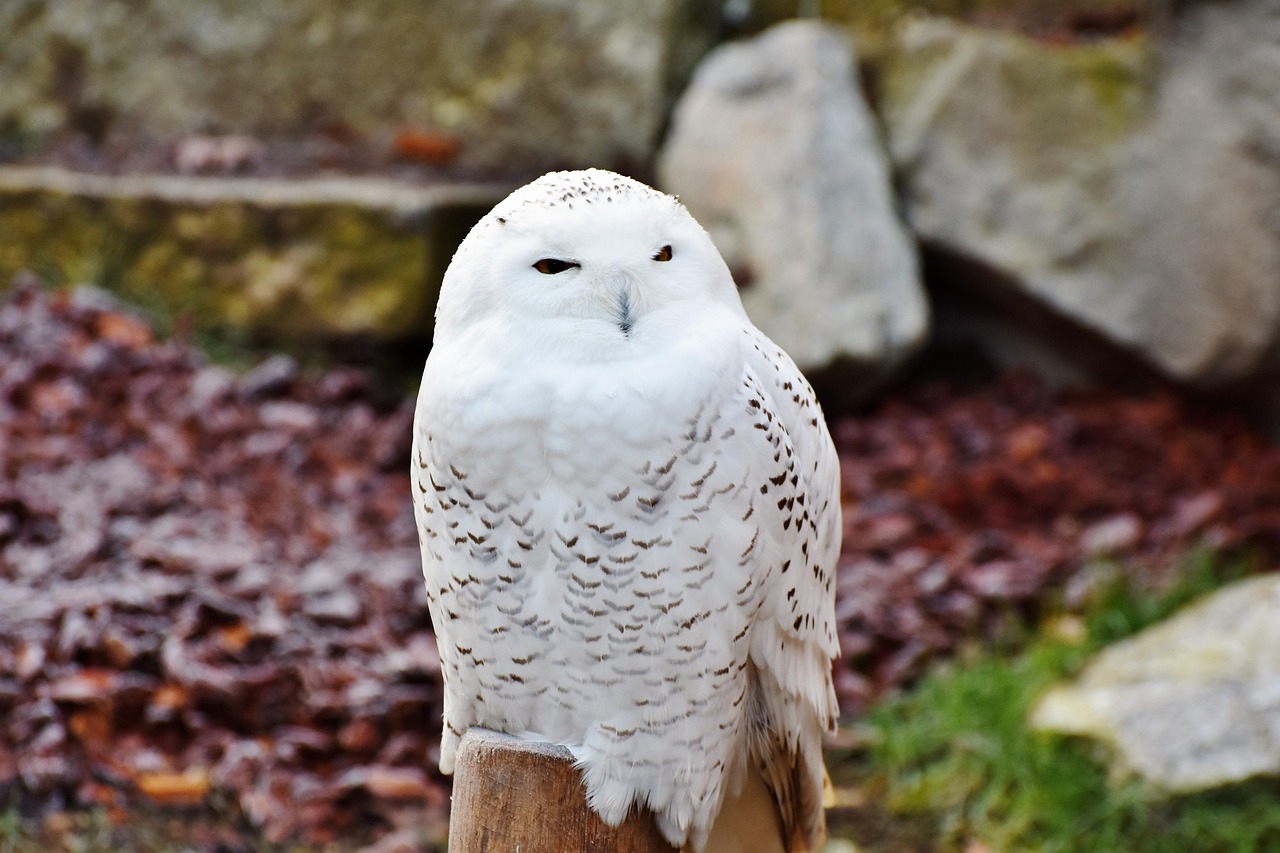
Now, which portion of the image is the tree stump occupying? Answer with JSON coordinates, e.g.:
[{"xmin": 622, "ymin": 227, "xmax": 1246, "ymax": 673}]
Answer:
[{"xmin": 448, "ymin": 728, "xmax": 677, "ymax": 853}]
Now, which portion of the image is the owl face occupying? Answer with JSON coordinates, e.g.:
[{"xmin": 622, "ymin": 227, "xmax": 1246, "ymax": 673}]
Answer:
[{"xmin": 433, "ymin": 171, "xmax": 743, "ymax": 361}]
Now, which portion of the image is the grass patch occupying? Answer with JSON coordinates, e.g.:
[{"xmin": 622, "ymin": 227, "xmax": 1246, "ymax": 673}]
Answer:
[{"xmin": 833, "ymin": 551, "xmax": 1280, "ymax": 852}]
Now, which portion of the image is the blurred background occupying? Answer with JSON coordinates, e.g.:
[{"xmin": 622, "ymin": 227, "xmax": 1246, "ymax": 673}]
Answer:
[{"xmin": 1, "ymin": 1, "xmax": 1279, "ymax": 851}]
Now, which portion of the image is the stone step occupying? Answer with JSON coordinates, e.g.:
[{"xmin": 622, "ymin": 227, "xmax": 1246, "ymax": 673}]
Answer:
[{"xmin": 0, "ymin": 165, "xmax": 512, "ymax": 345}]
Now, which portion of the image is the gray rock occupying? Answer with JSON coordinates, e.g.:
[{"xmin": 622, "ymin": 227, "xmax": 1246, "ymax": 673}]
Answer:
[
  {"xmin": 1031, "ymin": 573, "xmax": 1280, "ymax": 791},
  {"xmin": 881, "ymin": 5, "xmax": 1280, "ymax": 384},
  {"xmin": 0, "ymin": 0, "xmax": 718, "ymax": 172},
  {"xmin": 1125, "ymin": 0, "xmax": 1280, "ymax": 381},
  {"xmin": 658, "ymin": 20, "xmax": 929, "ymax": 379}
]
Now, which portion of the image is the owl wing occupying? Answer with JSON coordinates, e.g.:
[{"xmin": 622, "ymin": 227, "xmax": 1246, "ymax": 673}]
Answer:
[{"xmin": 737, "ymin": 327, "xmax": 840, "ymax": 852}]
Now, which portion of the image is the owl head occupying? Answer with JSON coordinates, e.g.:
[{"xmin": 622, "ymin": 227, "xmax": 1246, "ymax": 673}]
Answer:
[{"xmin": 432, "ymin": 170, "xmax": 745, "ymax": 361}]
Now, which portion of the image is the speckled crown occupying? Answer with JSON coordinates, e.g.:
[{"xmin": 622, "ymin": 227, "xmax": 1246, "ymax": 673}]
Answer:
[{"xmin": 489, "ymin": 169, "xmax": 679, "ymax": 221}]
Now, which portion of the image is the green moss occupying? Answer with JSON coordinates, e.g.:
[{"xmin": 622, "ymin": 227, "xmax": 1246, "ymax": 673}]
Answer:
[
  {"xmin": 1071, "ymin": 42, "xmax": 1148, "ymax": 122},
  {"xmin": 0, "ymin": 191, "xmax": 114, "ymax": 287},
  {"xmin": 1003, "ymin": 36, "xmax": 1150, "ymax": 147}
]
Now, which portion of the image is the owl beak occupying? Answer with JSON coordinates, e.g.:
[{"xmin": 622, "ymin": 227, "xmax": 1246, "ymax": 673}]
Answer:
[
  {"xmin": 607, "ymin": 274, "xmax": 639, "ymax": 337},
  {"xmin": 617, "ymin": 291, "xmax": 634, "ymax": 336}
]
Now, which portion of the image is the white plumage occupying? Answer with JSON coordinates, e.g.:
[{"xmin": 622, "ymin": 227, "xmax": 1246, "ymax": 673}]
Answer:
[{"xmin": 412, "ymin": 169, "xmax": 840, "ymax": 852}]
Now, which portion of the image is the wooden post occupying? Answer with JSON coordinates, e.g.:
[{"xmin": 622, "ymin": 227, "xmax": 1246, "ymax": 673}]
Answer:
[{"xmin": 448, "ymin": 728, "xmax": 677, "ymax": 853}]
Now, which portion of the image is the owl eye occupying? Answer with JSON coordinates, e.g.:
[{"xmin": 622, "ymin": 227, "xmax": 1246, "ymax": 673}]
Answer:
[
  {"xmin": 653, "ymin": 245, "xmax": 673, "ymax": 262},
  {"xmin": 533, "ymin": 258, "xmax": 579, "ymax": 275}
]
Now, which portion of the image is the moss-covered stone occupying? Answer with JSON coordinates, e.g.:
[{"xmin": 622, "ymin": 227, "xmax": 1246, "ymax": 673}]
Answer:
[
  {"xmin": 1032, "ymin": 573, "xmax": 1280, "ymax": 792},
  {"xmin": 0, "ymin": 167, "xmax": 507, "ymax": 345}
]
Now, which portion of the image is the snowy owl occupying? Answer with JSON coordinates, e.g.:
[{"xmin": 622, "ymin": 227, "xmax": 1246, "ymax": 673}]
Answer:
[{"xmin": 412, "ymin": 169, "xmax": 840, "ymax": 852}]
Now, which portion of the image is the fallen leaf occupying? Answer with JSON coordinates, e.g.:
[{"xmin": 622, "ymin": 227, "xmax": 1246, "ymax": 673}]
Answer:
[
  {"xmin": 68, "ymin": 707, "xmax": 113, "ymax": 747},
  {"xmin": 392, "ymin": 130, "xmax": 461, "ymax": 165},
  {"xmin": 135, "ymin": 768, "xmax": 211, "ymax": 804},
  {"xmin": 96, "ymin": 312, "xmax": 154, "ymax": 349},
  {"xmin": 216, "ymin": 622, "xmax": 253, "ymax": 654}
]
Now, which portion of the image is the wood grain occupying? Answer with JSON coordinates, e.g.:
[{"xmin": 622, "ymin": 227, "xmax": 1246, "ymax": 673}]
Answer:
[{"xmin": 448, "ymin": 728, "xmax": 677, "ymax": 853}]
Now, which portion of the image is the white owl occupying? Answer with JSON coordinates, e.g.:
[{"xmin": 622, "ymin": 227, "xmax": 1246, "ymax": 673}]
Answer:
[{"xmin": 412, "ymin": 169, "xmax": 840, "ymax": 853}]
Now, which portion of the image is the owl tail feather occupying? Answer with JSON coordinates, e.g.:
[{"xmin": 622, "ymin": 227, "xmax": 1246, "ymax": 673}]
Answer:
[{"xmin": 685, "ymin": 763, "xmax": 788, "ymax": 853}]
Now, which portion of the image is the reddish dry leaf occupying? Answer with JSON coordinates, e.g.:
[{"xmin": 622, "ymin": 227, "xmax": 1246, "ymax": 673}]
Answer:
[
  {"xmin": 29, "ymin": 378, "xmax": 85, "ymax": 421},
  {"xmin": 150, "ymin": 683, "xmax": 189, "ymax": 712},
  {"xmin": 216, "ymin": 622, "xmax": 253, "ymax": 654},
  {"xmin": 359, "ymin": 829, "xmax": 425, "ymax": 853},
  {"xmin": 391, "ymin": 130, "xmax": 462, "ymax": 165},
  {"xmin": 1005, "ymin": 423, "xmax": 1050, "ymax": 462},
  {"xmin": 135, "ymin": 768, "xmax": 211, "ymax": 804},
  {"xmin": 44, "ymin": 669, "xmax": 118, "ymax": 704},
  {"xmin": 14, "ymin": 642, "xmax": 47, "ymax": 681},
  {"xmin": 338, "ymin": 717, "xmax": 382, "ymax": 753},
  {"xmin": 95, "ymin": 312, "xmax": 154, "ymax": 349},
  {"xmin": 77, "ymin": 778, "xmax": 122, "ymax": 809},
  {"xmin": 67, "ymin": 708, "xmax": 113, "ymax": 747},
  {"xmin": 360, "ymin": 766, "xmax": 436, "ymax": 802}
]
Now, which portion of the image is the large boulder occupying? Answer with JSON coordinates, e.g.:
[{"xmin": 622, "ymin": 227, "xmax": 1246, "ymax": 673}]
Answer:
[
  {"xmin": 658, "ymin": 21, "xmax": 929, "ymax": 386},
  {"xmin": 0, "ymin": 0, "xmax": 718, "ymax": 172},
  {"xmin": 1031, "ymin": 573, "xmax": 1280, "ymax": 791},
  {"xmin": 880, "ymin": 3, "xmax": 1280, "ymax": 385}
]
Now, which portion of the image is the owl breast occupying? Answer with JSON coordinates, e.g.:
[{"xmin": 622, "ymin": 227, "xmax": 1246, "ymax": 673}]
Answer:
[{"xmin": 413, "ymin": 325, "xmax": 795, "ymax": 835}]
